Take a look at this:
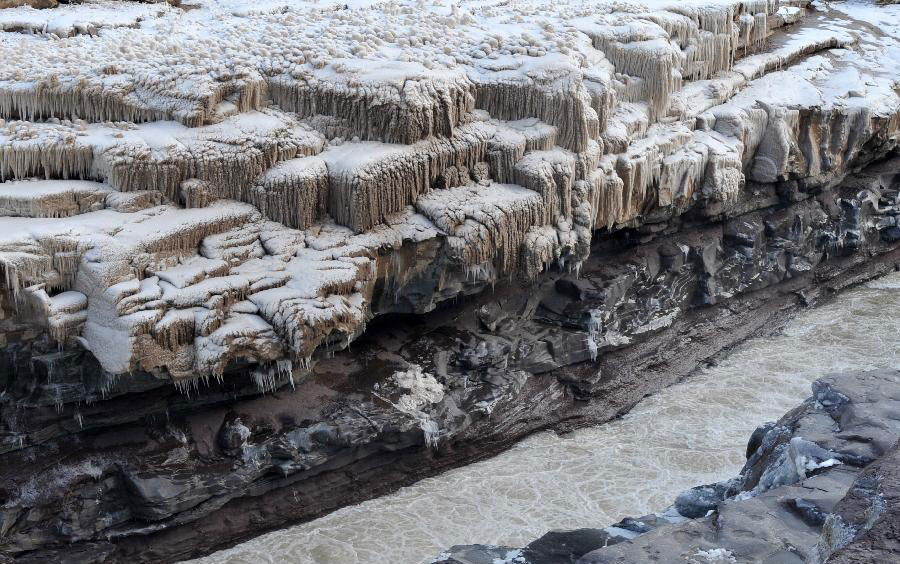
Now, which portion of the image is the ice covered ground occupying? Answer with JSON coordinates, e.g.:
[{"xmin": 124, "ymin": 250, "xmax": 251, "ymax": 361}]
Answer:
[{"xmin": 1, "ymin": 0, "xmax": 899, "ymax": 387}]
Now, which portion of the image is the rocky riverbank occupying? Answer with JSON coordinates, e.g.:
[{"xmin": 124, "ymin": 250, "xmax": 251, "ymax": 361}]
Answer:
[
  {"xmin": 3, "ymin": 1, "xmax": 900, "ymax": 563},
  {"xmin": 5, "ymin": 155, "xmax": 900, "ymax": 563},
  {"xmin": 433, "ymin": 369, "xmax": 900, "ymax": 564}
]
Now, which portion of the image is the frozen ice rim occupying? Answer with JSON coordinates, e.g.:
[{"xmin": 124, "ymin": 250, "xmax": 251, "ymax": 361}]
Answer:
[{"xmin": 0, "ymin": 0, "xmax": 898, "ymax": 389}]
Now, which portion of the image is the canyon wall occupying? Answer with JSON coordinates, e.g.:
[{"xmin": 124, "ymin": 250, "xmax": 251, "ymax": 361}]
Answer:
[{"xmin": 1, "ymin": 0, "xmax": 900, "ymax": 562}]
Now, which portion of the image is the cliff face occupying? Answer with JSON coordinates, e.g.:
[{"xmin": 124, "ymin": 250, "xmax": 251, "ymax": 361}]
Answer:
[
  {"xmin": 434, "ymin": 370, "xmax": 900, "ymax": 564},
  {"xmin": 2, "ymin": 0, "xmax": 900, "ymax": 562}
]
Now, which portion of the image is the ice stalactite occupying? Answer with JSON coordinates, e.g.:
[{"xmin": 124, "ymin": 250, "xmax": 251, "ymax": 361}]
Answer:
[
  {"xmin": 0, "ymin": 123, "xmax": 94, "ymax": 182},
  {"xmin": 586, "ymin": 308, "xmax": 603, "ymax": 362},
  {"xmin": 589, "ymin": 36, "xmax": 682, "ymax": 119},
  {"xmin": 602, "ymin": 103, "xmax": 650, "ymax": 155},
  {"xmin": 656, "ymin": 143, "xmax": 710, "ymax": 210},
  {"xmin": 474, "ymin": 75, "xmax": 597, "ymax": 153},
  {"xmin": 486, "ymin": 126, "xmax": 527, "ymax": 185},
  {"xmin": 0, "ymin": 231, "xmax": 86, "ymax": 306},
  {"xmin": 680, "ymin": 28, "xmax": 736, "ymax": 82},
  {"xmin": 514, "ymin": 150, "xmax": 577, "ymax": 225},
  {"xmin": 591, "ymin": 166, "xmax": 627, "ymax": 231},
  {"xmin": 44, "ymin": 290, "xmax": 88, "ymax": 344},
  {"xmin": 249, "ymin": 290, "xmax": 368, "ymax": 366},
  {"xmin": 576, "ymin": 139, "xmax": 604, "ymax": 181},
  {"xmin": 235, "ymin": 251, "xmax": 374, "ymax": 365},
  {"xmin": 0, "ymin": 83, "xmax": 183, "ymax": 126},
  {"xmin": 152, "ymin": 308, "xmax": 196, "ymax": 351},
  {"xmin": 180, "ymin": 179, "xmax": 218, "ymax": 209},
  {"xmin": 509, "ymin": 119, "xmax": 559, "ymax": 152},
  {"xmin": 13, "ymin": 286, "xmax": 66, "ymax": 342},
  {"xmin": 737, "ymin": 12, "xmax": 769, "ymax": 54},
  {"xmin": 0, "ymin": 70, "xmax": 269, "ymax": 128},
  {"xmin": 0, "ymin": 0, "xmax": 897, "ymax": 394},
  {"xmin": 268, "ymin": 71, "xmax": 476, "ymax": 145},
  {"xmin": 794, "ymin": 106, "xmax": 875, "ymax": 181},
  {"xmin": 416, "ymin": 183, "xmax": 544, "ymax": 276},
  {"xmin": 323, "ymin": 122, "xmax": 491, "ymax": 232},
  {"xmin": 750, "ymin": 103, "xmax": 800, "ymax": 183},
  {"xmin": 251, "ymin": 363, "xmax": 283, "ymax": 395},
  {"xmin": 249, "ymin": 157, "xmax": 328, "ymax": 230},
  {"xmin": 706, "ymin": 106, "xmax": 769, "ymax": 166},
  {"xmin": 0, "ymin": 112, "xmax": 324, "ymax": 205},
  {"xmin": 103, "ymin": 112, "xmax": 324, "ymax": 202},
  {"xmin": 141, "ymin": 207, "xmax": 259, "ymax": 257},
  {"xmin": 699, "ymin": 135, "xmax": 745, "ymax": 205},
  {"xmin": 193, "ymin": 313, "xmax": 286, "ymax": 379},
  {"xmin": 377, "ymin": 365, "xmax": 446, "ymax": 449},
  {"xmin": 0, "ymin": 179, "xmax": 109, "ymax": 218},
  {"xmin": 613, "ymin": 124, "xmax": 696, "ymax": 219},
  {"xmin": 521, "ymin": 225, "xmax": 561, "ymax": 280},
  {"xmin": 486, "ymin": 119, "xmax": 564, "ymax": 185},
  {"xmin": 584, "ymin": 72, "xmax": 618, "ymax": 135},
  {"xmin": 571, "ymin": 178, "xmax": 602, "ymax": 265}
]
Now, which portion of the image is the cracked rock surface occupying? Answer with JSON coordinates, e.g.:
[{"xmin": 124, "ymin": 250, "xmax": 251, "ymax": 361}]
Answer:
[
  {"xmin": 2, "ymin": 0, "xmax": 900, "ymax": 561},
  {"xmin": 434, "ymin": 370, "xmax": 900, "ymax": 564}
]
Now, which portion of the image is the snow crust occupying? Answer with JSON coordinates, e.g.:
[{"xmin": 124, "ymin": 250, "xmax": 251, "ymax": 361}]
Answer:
[{"xmin": 2, "ymin": 0, "xmax": 900, "ymax": 387}]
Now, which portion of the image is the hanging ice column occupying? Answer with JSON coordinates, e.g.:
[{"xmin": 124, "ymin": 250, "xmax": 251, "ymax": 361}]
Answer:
[{"xmin": 2, "ymin": 0, "xmax": 892, "ymax": 390}]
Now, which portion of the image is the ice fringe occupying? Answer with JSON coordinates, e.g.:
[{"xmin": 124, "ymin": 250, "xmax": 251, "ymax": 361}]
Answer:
[
  {"xmin": 375, "ymin": 365, "xmax": 446, "ymax": 450},
  {"xmin": 0, "ymin": 0, "xmax": 898, "ymax": 393}
]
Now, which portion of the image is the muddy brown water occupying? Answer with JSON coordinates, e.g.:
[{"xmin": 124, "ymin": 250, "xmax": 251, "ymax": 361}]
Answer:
[{"xmin": 186, "ymin": 272, "xmax": 900, "ymax": 564}]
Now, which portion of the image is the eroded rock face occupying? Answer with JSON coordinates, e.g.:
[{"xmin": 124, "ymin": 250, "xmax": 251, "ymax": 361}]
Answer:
[
  {"xmin": 2, "ymin": 0, "xmax": 900, "ymax": 561},
  {"xmin": 4, "ymin": 155, "xmax": 900, "ymax": 562},
  {"xmin": 434, "ymin": 370, "xmax": 900, "ymax": 564},
  {"xmin": 1, "ymin": 0, "xmax": 899, "ymax": 386},
  {"xmin": 820, "ymin": 444, "xmax": 900, "ymax": 564}
]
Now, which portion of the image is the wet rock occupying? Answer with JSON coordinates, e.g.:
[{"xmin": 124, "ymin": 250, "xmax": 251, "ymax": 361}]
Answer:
[
  {"xmin": 555, "ymin": 279, "xmax": 599, "ymax": 302},
  {"xmin": 522, "ymin": 529, "xmax": 614, "ymax": 563},
  {"xmin": 431, "ymin": 545, "xmax": 520, "ymax": 564},
  {"xmin": 880, "ymin": 226, "xmax": 900, "ymax": 243},
  {"xmin": 476, "ymin": 303, "xmax": 506, "ymax": 332},
  {"xmin": 435, "ymin": 370, "xmax": 900, "ymax": 564},
  {"xmin": 218, "ymin": 413, "xmax": 251, "ymax": 455},
  {"xmin": 458, "ymin": 336, "xmax": 511, "ymax": 370},
  {"xmin": 816, "ymin": 442, "xmax": 900, "ymax": 564},
  {"xmin": 674, "ymin": 482, "xmax": 732, "ymax": 518},
  {"xmin": 785, "ymin": 497, "xmax": 830, "ymax": 527},
  {"xmin": 578, "ymin": 370, "xmax": 900, "ymax": 562}
]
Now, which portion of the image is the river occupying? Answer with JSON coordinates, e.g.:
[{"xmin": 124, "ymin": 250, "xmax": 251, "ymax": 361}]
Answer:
[{"xmin": 188, "ymin": 272, "xmax": 900, "ymax": 564}]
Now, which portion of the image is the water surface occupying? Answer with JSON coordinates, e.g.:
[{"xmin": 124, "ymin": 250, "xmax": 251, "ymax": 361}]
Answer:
[{"xmin": 190, "ymin": 272, "xmax": 900, "ymax": 564}]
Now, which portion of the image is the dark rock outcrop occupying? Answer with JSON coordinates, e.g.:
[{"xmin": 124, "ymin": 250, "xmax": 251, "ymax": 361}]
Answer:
[
  {"xmin": 4, "ymin": 1, "xmax": 900, "ymax": 561},
  {"xmin": 821, "ymin": 443, "xmax": 900, "ymax": 564},
  {"xmin": 5, "ymin": 154, "xmax": 900, "ymax": 562},
  {"xmin": 435, "ymin": 370, "xmax": 900, "ymax": 564}
]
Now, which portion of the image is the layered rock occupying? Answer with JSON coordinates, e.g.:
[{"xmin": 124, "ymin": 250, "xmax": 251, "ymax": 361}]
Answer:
[
  {"xmin": 434, "ymin": 370, "xmax": 900, "ymax": 564},
  {"xmin": 2, "ymin": 0, "xmax": 900, "ymax": 561},
  {"xmin": 1, "ymin": 0, "xmax": 899, "ymax": 385}
]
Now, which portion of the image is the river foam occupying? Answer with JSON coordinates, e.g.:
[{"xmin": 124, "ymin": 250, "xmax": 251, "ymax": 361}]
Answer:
[{"xmin": 188, "ymin": 272, "xmax": 900, "ymax": 564}]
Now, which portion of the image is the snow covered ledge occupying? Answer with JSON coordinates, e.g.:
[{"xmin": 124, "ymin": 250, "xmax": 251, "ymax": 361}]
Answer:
[{"xmin": 0, "ymin": 0, "xmax": 899, "ymax": 391}]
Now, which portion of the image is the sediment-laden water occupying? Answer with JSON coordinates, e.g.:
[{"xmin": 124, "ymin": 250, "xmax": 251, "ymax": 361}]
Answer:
[{"xmin": 189, "ymin": 273, "xmax": 900, "ymax": 564}]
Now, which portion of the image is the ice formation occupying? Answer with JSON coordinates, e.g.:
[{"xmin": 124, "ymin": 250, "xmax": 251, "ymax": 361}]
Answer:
[{"xmin": 1, "ymin": 0, "xmax": 899, "ymax": 388}]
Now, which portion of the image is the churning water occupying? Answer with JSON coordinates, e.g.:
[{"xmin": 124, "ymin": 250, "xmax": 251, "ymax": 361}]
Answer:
[{"xmin": 189, "ymin": 272, "xmax": 900, "ymax": 564}]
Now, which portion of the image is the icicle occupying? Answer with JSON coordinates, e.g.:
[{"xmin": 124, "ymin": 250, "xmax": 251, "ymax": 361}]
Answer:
[
  {"xmin": 250, "ymin": 157, "xmax": 328, "ymax": 229},
  {"xmin": 475, "ymin": 78, "xmax": 595, "ymax": 153},
  {"xmin": 325, "ymin": 122, "xmax": 491, "ymax": 232},
  {"xmin": 269, "ymin": 71, "xmax": 475, "ymax": 145},
  {"xmin": 587, "ymin": 309, "xmax": 603, "ymax": 362}
]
